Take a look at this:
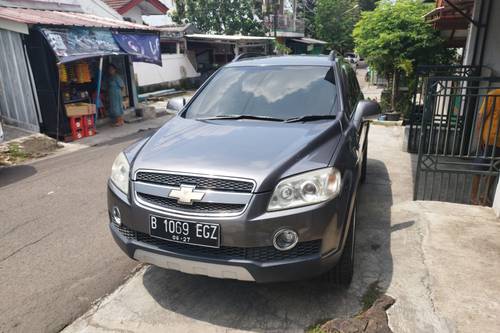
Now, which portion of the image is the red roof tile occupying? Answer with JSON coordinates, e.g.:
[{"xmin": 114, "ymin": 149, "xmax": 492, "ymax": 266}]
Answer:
[
  {"xmin": 103, "ymin": 0, "xmax": 168, "ymax": 15},
  {"xmin": 0, "ymin": 7, "xmax": 159, "ymax": 30}
]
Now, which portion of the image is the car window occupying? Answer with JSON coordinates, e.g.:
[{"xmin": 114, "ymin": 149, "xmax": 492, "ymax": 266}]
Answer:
[
  {"xmin": 183, "ymin": 66, "xmax": 338, "ymax": 120},
  {"xmin": 341, "ymin": 64, "xmax": 362, "ymax": 116}
]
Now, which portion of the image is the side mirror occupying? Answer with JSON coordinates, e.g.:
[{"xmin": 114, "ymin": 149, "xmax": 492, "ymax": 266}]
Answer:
[
  {"xmin": 167, "ymin": 97, "xmax": 186, "ymax": 113},
  {"xmin": 353, "ymin": 100, "xmax": 381, "ymax": 130}
]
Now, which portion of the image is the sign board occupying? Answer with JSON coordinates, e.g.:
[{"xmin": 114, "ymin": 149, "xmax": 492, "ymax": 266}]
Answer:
[{"xmin": 39, "ymin": 27, "xmax": 122, "ymax": 63}]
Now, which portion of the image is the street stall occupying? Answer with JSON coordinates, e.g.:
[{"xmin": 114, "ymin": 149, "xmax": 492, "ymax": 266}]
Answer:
[
  {"xmin": 0, "ymin": 7, "xmax": 162, "ymax": 141},
  {"xmin": 26, "ymin": 27, "xmax": 161, "ymax": 141}
]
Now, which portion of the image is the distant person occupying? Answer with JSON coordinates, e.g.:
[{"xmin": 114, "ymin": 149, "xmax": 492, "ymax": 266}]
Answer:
[
  {"xmin": 471, "ymin": 88, "xmax": 500, "ymax": 205},
  {"xmin": 106, "ymin": 64, "xmax": 125, "ymax": 127}
]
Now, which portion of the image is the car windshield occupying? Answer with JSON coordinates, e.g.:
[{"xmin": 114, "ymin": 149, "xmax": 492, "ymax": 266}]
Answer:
[{"xmin": 183, "ymin": 66, "xmax": 338, "ymax": 120}]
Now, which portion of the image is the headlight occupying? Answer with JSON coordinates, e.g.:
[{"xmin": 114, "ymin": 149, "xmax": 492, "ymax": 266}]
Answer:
[
  {"xmin": 110, "ymin": 152, "xmax": 130, "ymax": 195},
  {"xmin": 268, "ymin": 167, "xmax": 341, "ymax": 211}
]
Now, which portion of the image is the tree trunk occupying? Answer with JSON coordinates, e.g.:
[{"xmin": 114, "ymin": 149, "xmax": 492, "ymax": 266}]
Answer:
[{"xmin": 391, "ymin": 70, "xmax": 399, "ymax": 112}]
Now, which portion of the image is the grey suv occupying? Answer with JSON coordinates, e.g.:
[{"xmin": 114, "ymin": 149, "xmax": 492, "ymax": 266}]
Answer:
[{"xmin": 108, "ymin": 55, "xmax": 379, "ymax": 285}]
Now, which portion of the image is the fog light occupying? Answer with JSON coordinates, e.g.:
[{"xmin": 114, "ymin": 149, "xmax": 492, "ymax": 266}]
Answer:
[
  {"xmin": 273, "ymin": 229, "xmax": 298, "ymax": 251},
  {"xmin": 112, "ymin": 206, "xmax": 121, "ymax": 225}
]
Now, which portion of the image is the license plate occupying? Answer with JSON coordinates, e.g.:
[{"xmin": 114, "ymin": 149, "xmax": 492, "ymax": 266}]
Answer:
[{"xmin": 149, "ymin": 215, "xmax": 220, "ymax": 248}]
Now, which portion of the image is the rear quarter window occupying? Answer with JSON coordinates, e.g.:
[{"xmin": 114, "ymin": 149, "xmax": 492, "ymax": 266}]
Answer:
[{"xmin": 341, "ymin": 64, "xmax": 362, "ymax": 117}]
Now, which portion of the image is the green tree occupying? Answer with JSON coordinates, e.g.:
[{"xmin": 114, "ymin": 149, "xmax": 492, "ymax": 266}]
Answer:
[
  {"xmin": 172, "ymin": 0, "xmax": 264, "ymax": 36},
  {"xmin": 353, "ymin": 0, "xmax": 453, "ymax": 112},
  {"xmin": 315, "ymin": 0, "xmax": 360, "ymax": 54},
  {"xmin": 297, "ymin": 0, "xmax": 317, "ymax": 37}
]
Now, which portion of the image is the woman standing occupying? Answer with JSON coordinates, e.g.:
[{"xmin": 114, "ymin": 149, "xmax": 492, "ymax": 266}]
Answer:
[{"xmin": 106, "ymin": 64, "xmax": 125, "ymax": 126}]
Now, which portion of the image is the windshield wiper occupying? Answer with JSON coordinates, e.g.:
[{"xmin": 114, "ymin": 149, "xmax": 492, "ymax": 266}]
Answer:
[
  {"xmin": 285, "ymin": 115, "xmax": 336, "ymax": 123},
  {"xmin": 197, "ymin": 114, "xmax": 285, "ymax": 122}
]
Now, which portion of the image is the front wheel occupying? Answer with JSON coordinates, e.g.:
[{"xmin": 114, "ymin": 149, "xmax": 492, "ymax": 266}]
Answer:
[{"xmin": 325, "ymin": 201, "xmax": 356, "ymax": 286}]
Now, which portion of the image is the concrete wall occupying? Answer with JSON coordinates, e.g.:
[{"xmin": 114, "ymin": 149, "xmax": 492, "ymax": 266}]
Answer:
[
  {"xmin": 476, "ymin": 0, "xmax": 500, "ymax": 215},
  {"xmin": 463, "ymin": 0, "xmax": 499, "ymax": 76},
  {"xmin": 480, "ymin": 0, "xmax": 500, "ymax": 75},
  {"xmin": 133, "ymin": 53, "xmax": 199, "ymax": 87}
]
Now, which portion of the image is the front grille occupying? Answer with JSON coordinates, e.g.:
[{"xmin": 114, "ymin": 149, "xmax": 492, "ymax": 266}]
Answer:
[
  {"xmin": 115, "ymin": 224, "xmax": 321, "ymax": 263},
  {"xmin": 137, "ymin": 193, "xmax": 246, "ymax": 214},
  {"xmin": 136, "ymin": 172, "xmax": 254, "ymax": 193}
]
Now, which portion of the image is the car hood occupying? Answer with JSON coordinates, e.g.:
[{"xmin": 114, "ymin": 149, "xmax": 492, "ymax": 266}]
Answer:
[{"xmin": 131, "ymin": 117, "xmax": 342, "ymax": 192}]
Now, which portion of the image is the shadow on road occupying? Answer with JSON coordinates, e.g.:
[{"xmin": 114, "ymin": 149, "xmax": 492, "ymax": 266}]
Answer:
[
  {"xmin": 0, "ymin": 165, "xmax": 37, "ymax": 188},
  {"xmin": 141, "ymin": 158, "xmax": 396, "ymax": 331}
]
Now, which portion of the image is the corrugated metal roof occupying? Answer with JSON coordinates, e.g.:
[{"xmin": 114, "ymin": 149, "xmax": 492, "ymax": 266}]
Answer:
[
  {"xmin": 0, "ymin": 7, "xmax": 159, "ymax": 30},
  {"xmin": 186, "ymin": 34, "xmax": 274, "ymax": 41}
]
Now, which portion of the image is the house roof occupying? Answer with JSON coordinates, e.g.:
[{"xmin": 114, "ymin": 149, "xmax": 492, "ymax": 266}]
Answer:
[
  {"xmin": 291, "ymin": 37, "xmax": 327, "ymax": 45},
  {"xmin": 424, "ymin": 0, "xmax": 475, "ymax": 47},
  {"xmin": 186, "ymin": 34, "xmax": 274, "ymax": 42},
  {"xmin": 159, "ymin": 23, "xmax": 193, "ymax": 33},
  {"xmin": 424, "ymin": 0, "xmax": 475, "ymax": 30},
  {"xmin": 0, "ymin": 7, "xmax": 159, "ymax": 30},
  {"xmin": 0, "ymin": 0, "xmax": 83, "ymax": 12},
  {"xmin": 103, "ymin": 0, "xmax": 168, "ymax": 15}
]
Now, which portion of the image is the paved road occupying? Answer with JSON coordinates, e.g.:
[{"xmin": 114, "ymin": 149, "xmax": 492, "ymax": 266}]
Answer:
[
  {"xmin": 63, "ymin": 125, "xmax": 500, "ymax": 333},
  {"xmin": 0, "ymin": 131, "xmax": 156, "ymax": 333}
]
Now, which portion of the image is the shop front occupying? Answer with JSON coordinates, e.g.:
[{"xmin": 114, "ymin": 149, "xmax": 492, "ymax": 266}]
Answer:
[{"xmin": 25, "ymin": 26, "xmax": 161, "ymax": 141}]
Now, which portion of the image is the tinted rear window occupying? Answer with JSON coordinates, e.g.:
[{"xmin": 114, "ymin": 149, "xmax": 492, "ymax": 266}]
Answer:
[{"xmin": 183, "ymin": 66, "xmax": 337, "ymax": 120}]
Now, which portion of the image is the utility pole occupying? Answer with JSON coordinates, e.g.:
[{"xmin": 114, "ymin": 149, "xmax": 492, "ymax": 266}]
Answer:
[{"xmin": 273, "ymin": 0, "xmax": 278, "ymax": 38}]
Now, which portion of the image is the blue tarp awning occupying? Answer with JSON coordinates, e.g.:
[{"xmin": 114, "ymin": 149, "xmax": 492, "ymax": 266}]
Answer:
[
  {"xmin": 39, "ymin": 27, "xmax": 161, "ymax": 65},
  {"xmin": 112, "ymin": 31, "xmax": 161, "ymax": 65}
]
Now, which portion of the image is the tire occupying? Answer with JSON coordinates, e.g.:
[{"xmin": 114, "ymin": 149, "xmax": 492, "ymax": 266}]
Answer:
[
  {"xmin": 360, "ymin": 143, "xmax": 367, "ymax": 184},
  {"xmin": 325, "ymin": 201, "xmax": 356, "ymax": 286}
]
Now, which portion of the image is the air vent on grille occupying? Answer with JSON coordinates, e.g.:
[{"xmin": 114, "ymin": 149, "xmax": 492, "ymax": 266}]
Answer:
[
  {"xmin": 137, "ymin": 193, "xmax": 246, "ymax": 214},
  {"xmin": 114, "ymin": 224, "xmax": 321, "ymax": 262},
  {"xmin": 136, "ymin": 172, "xmax": 254, "ymax": 193}
]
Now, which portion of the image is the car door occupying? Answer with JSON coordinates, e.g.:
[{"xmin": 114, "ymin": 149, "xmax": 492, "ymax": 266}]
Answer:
[{"xmin": 342, "ymin": 64, "xmax": 368, "ymax": 184}]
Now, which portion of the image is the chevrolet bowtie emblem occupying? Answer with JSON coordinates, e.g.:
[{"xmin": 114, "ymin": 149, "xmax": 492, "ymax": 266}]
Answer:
[{"xmin": 168, "ymin": 184, "xmax": 205, "ymax": 205}]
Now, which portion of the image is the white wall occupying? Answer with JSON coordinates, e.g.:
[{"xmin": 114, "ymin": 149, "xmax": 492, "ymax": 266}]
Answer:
[
  {"xmin": 123, "ymin": 6, "xmax": 144, "ymax": 24},
  {"xmin": 143, "ymin": 0, "xmax": 175, "ymax": 26},
  {"xmin": 133, "ymin": 53, "xmax": 199, "ymax": 87},
  {"xmin": 79, "ymin": 0, "xmax": 123, "ymax": 20}
]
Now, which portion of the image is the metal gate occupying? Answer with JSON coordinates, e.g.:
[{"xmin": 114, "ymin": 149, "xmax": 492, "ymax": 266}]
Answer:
[
  {"xmin": 414, "ymin": 75, "xmax": 500, "ymax": 206},
  {"xmin": 407, "ymin": 65, "xmax": 481, "ymax": 153}
]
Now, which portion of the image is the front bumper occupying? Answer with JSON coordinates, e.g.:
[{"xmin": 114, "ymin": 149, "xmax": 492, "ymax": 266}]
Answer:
[
  {"xmin": 108, "ymin": 180, "xmax": 350, "ymax": 283},
  {"xmin": 110, "ymin": 222, "xmax": 343, "ymax": 282}
]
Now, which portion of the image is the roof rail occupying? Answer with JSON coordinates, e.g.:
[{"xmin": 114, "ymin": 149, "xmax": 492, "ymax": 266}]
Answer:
[
  {"xmin": 233, "ymin": 53, "xmax": 267, "ymax": 62},
  {"xmin": 328, "ymin": 50, "xmax": 336, "ymax": 61}
]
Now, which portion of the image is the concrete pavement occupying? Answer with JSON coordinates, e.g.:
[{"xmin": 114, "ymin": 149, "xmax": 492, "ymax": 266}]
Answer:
[{"xmin": 62, "ymin": 125, "xmax": 500, "ymax": 333}]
